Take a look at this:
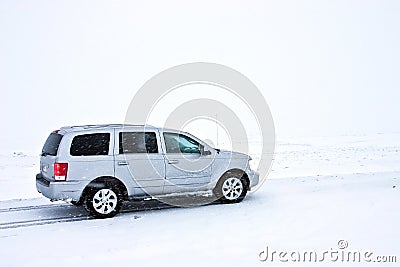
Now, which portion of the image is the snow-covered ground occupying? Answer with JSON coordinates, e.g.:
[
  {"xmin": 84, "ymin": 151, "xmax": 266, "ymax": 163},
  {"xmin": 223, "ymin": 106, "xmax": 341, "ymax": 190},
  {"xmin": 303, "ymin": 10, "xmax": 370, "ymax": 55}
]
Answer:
[{"xmin": 0, "ymin": 133, "xmax": 399, "ymax": 266}]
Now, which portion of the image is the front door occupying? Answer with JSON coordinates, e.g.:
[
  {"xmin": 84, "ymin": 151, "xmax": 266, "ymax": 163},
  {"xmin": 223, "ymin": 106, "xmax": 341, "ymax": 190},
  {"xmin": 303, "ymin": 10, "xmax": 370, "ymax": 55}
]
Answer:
[{"xmin": 162, "ymin": 132, "xmax": 212, "ymax": 194}]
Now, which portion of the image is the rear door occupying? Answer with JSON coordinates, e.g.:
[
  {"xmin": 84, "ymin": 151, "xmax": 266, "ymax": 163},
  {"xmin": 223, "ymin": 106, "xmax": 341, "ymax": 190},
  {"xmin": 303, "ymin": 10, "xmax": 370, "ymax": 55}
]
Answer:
[{"xmin": 114, "ymin": 128, "xmax": 165, "ymax": 197}]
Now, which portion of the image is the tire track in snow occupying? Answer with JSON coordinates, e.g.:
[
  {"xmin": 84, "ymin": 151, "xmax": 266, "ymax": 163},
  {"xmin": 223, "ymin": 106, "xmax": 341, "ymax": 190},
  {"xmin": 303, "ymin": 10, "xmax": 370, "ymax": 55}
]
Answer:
[
  {"xmin": 0, "ymin": 203, "xmax": 70, "ymax": 213},
  {"xmin": 0, "ymin": 197, "xmax": 209, "ymax": 230}
]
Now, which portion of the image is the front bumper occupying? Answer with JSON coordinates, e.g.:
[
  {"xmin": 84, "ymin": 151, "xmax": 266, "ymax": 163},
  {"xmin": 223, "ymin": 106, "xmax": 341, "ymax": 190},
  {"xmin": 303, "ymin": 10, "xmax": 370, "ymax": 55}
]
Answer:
[
  {"xmin": 36, "ymin": 173, "xmax": 83, "ymax": 201},
  {"xmin": 247, "ymin": 168, "xmax": 260, "ymax": 190}
]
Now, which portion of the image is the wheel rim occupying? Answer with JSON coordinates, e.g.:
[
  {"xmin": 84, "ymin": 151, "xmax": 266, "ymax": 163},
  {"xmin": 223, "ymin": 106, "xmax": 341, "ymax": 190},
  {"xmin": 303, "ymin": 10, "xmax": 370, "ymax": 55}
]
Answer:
[
  {"xmin": 222, "ymin": 177, "xmax": 243, "ymax": 200},
  {"xmin": 92, "ymin": 189, "xmax": 118, "ymax": 215}
]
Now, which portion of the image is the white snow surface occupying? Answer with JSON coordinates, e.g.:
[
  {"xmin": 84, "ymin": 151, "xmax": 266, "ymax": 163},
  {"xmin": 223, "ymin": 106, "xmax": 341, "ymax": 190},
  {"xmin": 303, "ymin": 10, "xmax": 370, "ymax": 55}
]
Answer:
[{"xmin": 0, "ymin": 133, "xmax": 399, "ymax": 266}]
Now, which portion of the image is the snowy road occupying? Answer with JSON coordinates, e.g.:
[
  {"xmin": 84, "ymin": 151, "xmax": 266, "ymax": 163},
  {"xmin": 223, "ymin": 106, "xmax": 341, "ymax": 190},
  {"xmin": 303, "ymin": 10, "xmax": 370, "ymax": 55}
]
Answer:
[
  {"xmin": 0, "ymin": 172, "xmax": 398, "ymax": 266},
  {"xmin": 0, "ymin": 134, "xmax": 399, "ymax": 266}
]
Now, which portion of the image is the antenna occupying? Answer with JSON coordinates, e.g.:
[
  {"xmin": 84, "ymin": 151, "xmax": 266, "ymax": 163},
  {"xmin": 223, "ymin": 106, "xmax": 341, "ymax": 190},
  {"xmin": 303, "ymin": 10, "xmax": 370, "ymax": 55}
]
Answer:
[{"xmin": 216, "ymin": 113, "xmax": 219, "ymax": 147}]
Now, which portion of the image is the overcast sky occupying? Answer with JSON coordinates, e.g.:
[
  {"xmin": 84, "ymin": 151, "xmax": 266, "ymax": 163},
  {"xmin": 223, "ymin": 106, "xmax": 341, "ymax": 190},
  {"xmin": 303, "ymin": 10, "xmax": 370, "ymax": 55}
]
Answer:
[{"xmin": 1, "ymin": 0, "xmax": 400, "ymax": 152}]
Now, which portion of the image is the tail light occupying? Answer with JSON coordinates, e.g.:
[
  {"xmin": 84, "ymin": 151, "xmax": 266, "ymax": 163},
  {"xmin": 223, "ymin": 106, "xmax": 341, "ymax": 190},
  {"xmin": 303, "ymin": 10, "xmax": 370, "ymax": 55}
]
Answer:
[{"xmin": 54, "ymin": 163, "xmax": 68, "ymax": 181}]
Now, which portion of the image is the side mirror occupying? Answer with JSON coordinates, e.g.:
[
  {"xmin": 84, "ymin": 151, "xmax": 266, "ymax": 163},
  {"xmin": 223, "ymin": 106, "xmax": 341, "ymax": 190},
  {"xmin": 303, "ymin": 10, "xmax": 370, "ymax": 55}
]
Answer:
[
  {"xmin": 202, "ymin": 150, "xmax": 212, "ymax": 156},
  {"xmin": 200, "ymin": 145, "xmax": 212, "ymax": 156}
]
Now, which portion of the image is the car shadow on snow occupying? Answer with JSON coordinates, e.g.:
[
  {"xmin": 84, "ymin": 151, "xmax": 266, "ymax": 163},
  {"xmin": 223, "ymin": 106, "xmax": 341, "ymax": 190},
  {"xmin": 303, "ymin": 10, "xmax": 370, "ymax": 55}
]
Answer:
[{"xmin": 120, "ymin": 195, "xmax": 221, "ymax": 214}]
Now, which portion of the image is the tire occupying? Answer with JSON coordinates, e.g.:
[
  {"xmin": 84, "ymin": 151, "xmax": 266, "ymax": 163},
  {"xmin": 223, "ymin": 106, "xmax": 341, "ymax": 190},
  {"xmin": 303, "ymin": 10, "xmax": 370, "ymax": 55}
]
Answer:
[
  {"xmin": 85, "ymin": 184, "xmax": 122, "ymax": 218},
  {"xmin": 215, "ymin": 171, "xmax": 248, "ymax": 204}
]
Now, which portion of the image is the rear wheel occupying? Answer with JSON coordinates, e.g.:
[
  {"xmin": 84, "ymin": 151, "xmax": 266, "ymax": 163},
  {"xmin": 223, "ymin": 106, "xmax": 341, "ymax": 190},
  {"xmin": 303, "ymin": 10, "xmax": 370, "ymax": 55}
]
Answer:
[
  {"xmin": 85, "ymin": 185, "xmax": 122, "ymax": 218},
  {"xmin": 215, "ymin": 172, "xmax": 248, "ymax": 203}
]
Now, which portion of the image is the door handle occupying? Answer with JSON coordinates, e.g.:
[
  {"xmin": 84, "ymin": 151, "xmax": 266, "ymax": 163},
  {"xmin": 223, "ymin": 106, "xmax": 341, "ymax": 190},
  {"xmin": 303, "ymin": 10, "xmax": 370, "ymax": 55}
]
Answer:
[
  {"xmin": 117, "ymin": 161, "xmax": 129, "ymax": 166},
  {"xmin": 168, "ymin": 160, "xmax": 179, "ymax": 164}
]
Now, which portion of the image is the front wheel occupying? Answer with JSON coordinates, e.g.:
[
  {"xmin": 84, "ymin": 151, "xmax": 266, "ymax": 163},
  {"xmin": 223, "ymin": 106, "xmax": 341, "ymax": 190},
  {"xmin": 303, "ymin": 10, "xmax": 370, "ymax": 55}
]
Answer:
[
  {"xmin": 215, "ymin": 172, "xmax": 248, "ymax": 203},
  {"xmin": 85, "ymin": 185, "xmax": 122, "ymax": 218}
]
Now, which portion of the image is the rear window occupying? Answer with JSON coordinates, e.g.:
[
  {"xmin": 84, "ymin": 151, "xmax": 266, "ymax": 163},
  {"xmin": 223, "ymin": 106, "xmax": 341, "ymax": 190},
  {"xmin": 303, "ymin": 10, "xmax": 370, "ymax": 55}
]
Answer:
[
  {"xmin": 42, "ymin": 133, "xmax": 63, "ymax": 156},
  {"xmin": 70, "ymin": 133, "xmax": 110, "ymax": 156}
]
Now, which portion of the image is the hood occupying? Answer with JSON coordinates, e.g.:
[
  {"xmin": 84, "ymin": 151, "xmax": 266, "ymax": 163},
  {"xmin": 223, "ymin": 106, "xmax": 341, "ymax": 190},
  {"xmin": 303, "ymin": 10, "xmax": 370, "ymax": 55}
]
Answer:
[{"xmin": 216, "ymin": 149, "xmax": 251, "ymax": 160}]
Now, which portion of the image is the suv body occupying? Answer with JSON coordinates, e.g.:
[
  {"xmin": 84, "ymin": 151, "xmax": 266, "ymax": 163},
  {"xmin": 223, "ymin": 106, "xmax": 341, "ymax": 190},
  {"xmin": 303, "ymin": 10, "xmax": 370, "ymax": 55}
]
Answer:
[{"xmin": 36, "ymin": 124, "xmax": 259, "ymax": 218}]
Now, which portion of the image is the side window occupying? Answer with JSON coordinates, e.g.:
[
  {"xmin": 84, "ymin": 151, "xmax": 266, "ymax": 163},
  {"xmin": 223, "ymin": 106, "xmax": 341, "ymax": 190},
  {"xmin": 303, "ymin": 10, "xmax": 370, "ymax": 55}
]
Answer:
[
  {"xmin": 119, "ymin": 132, "xmax": 158, "ymax": 154},
  {"xmin": 163, "ymin": 133, "xmax": 200, "ymax": 154},
  {"xmin": 70, "ymin": 133, "xmax": 110, "ymax": 156}
]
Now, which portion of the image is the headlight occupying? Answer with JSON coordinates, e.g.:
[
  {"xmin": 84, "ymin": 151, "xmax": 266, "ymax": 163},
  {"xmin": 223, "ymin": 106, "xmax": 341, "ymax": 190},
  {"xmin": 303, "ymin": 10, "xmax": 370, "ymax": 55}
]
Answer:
[{"xmin": 249, "ymin": 158, "xmax": 258, "ymax": 171}]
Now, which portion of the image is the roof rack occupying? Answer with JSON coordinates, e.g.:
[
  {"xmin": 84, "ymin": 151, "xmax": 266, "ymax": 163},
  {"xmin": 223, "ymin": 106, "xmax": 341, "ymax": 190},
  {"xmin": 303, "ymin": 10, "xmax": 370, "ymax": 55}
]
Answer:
[{"xmin": 62, "ymin": 124, "xmax": 155, "ymax": 130}]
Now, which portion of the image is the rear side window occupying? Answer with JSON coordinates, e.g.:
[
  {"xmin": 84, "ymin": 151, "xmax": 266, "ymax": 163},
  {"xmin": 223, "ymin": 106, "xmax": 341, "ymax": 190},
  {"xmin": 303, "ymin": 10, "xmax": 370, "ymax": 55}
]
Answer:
[
  {"xmin": 42, "ymin": 133, "xmax": 63, "ymax": 156},
  {"xmin": 119, "ymin": 132, "xmax": 158, "ymax": 154},
  {"xmin": 70, "ymin": 133, "xmax": 110, "ymax": 156}
]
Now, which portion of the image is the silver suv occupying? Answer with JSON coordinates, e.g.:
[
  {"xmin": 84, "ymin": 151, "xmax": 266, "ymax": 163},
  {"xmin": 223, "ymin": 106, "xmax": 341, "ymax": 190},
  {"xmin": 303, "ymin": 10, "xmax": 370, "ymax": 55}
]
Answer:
[{"xmin": 36, "ymin": 124, "xmax": 259, "ymax": 218}]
